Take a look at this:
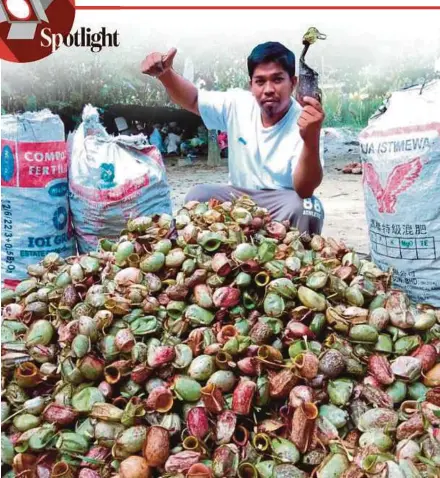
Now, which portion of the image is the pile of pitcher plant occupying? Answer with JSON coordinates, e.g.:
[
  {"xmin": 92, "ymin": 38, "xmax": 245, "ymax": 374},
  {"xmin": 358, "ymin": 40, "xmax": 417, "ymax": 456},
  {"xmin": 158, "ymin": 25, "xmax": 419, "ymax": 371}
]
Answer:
[{"xmin": 1, "ymin": 196, "xmax": 440, "ymax": 478}]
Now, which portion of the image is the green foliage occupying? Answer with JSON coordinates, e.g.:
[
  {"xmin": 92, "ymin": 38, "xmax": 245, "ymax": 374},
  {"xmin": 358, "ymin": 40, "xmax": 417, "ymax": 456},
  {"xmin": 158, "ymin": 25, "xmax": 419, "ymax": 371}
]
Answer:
[
  {"xmin": 322, "ymin": 90, "xmax": 384, "ymax": 128},
  {"xmin": 1, "ymin": 46, "xmax": 437, "ymax": 129}
]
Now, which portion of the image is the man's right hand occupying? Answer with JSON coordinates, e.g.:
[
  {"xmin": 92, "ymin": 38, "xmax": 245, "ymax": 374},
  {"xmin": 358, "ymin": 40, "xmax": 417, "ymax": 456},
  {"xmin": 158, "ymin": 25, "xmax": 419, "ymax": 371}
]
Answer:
[
  {"xmin": 140, "ymin": 47, "xmax": 199, "ymax": 116},
  {"xmin": 141, "ymin": 48, "xmax": 178, "ymax": 78}
]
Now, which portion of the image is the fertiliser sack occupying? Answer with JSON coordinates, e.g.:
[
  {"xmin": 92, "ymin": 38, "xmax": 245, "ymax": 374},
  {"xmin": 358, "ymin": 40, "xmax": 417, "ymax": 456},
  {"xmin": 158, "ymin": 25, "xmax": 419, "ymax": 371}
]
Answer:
[
  {"xmin": 359, "ymin": 80, "xmax": 440, "ymax": 306},
  {"xmin": 1, "ymin": 110, "xmax": 75, "ymax": 288},
  {"xmin": 68, "ymin": 105, "xmax": 172, "ymax": 253}
]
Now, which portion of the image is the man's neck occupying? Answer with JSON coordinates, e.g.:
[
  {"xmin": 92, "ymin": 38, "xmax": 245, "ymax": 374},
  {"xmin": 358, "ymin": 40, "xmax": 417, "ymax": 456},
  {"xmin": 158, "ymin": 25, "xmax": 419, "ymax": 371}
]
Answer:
[{"xmin": 260, "ymin": 100, "xmax": 292, "ymax": 128}]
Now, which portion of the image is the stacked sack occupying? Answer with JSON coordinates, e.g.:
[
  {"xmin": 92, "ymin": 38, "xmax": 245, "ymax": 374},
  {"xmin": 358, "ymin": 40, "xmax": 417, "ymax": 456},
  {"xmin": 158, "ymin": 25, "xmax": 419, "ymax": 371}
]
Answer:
[
  {"xmin": 68, "ymin": 105, "xmax": 173, "ymax": 254},
  {"xmin": 1, "ymin": 110, "xmax": 75, "ymax": 288}
]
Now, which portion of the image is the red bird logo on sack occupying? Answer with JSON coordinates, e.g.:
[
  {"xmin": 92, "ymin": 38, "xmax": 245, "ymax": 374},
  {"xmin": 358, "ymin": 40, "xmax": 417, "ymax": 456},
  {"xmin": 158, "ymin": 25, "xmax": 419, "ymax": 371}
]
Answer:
[{"xmin": 363, "ymin": 157, "xmax": 424, "ymax": 214}]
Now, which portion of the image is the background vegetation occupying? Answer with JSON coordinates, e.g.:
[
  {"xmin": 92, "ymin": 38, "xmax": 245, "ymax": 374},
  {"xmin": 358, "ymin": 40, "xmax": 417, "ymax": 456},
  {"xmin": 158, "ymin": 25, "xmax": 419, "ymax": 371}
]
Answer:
[{"xmin": 2, "ymin": 39, "xmax": 438, "ymax": 129}]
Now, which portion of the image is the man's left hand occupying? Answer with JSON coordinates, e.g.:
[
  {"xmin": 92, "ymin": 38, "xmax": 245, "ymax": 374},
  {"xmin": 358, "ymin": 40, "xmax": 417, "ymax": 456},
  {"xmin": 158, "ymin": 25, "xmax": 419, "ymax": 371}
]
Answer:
[{"xmin": 297, "ymin": 96, "xmax": 325, "ymax": 145}]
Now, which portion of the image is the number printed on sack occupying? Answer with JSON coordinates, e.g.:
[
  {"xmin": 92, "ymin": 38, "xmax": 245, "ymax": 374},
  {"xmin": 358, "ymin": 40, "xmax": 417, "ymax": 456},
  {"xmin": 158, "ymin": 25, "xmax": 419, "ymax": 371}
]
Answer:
[{"xmin": 2, "ymin": 198, "xmax": 16, "ymax": 274}]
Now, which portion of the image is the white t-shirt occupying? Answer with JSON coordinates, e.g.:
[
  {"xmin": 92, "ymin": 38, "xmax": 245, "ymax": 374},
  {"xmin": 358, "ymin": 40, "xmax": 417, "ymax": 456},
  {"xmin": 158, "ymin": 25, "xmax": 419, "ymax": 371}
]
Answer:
[
  {"xmin": 198, "ymin": 88, "xmax": 324, "ymax": 190},
  {"xmin": 165, "ymin": 132, "xmax": 181, "ymax": 154}
]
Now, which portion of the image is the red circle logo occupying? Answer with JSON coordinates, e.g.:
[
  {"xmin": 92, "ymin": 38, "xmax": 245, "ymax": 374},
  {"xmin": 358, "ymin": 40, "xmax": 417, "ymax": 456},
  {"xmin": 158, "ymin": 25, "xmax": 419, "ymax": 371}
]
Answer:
[{"xmin": 0, "ymin": 0, "xmax": 75, "ymax": 63}]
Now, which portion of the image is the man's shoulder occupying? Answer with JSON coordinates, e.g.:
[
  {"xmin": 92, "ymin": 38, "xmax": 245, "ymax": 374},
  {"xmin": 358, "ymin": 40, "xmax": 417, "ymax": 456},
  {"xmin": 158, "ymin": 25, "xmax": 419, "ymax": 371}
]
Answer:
[
  {"xmin": 224, "ymin": 89, "xmax": 257, "ymax": 115},
  {"xmin": 198, "ymin": 88, "xmax": 254, "ymax": 110}
]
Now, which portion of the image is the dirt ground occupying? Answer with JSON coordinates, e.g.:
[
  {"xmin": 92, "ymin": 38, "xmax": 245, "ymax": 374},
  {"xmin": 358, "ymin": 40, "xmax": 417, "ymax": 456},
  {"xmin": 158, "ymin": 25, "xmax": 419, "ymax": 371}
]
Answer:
[{"xmin": 166, "ymin": 128, "xmax": 369, "ymax": 254}]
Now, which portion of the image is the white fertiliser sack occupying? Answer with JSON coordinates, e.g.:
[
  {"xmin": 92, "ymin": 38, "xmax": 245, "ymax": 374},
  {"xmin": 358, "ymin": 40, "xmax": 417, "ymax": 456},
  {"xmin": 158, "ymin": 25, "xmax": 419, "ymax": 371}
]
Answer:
[
  {"xmin": 1, "ymin": 110, "xmax": 75, "ymax": 288},
  {"xmin": 69, "ymin": 105, "xmax": 173, "ymax": 253},
  {"xmin": 359, "ymin": 80, "xmax": 440, "ymax": 306}
]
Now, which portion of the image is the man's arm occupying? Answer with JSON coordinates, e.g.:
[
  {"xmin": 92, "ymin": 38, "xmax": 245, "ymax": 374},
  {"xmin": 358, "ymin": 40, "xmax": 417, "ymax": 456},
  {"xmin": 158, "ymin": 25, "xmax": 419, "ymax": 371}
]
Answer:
[
  {"xmin": 294, "ymin": 135, "xmax": 323, "ymax": 199},
  {"xmin": 142, "ymin": 48, "xmax": 233, "ymax": 132},
  {"xmin": 294, "ymin": 96, "xmax": 325, "ymax": 198},
  {"xmin": 141, "ymin": 48, "xmax": 200, "ymax": 115},
  {"xmin": 159, "ymin": 69, "xmax": 200, "ymax": 116}
]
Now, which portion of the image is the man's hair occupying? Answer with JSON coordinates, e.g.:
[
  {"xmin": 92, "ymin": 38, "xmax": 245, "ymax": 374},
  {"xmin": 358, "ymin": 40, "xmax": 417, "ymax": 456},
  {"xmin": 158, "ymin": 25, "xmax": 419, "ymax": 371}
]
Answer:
[{"xmin": 247, "ymin": 41, "xmax": 296, "ymax": 79}]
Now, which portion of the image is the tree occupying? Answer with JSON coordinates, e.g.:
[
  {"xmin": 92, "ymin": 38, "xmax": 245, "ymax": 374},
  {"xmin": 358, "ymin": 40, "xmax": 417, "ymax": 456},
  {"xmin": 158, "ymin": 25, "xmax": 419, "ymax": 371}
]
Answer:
[{"xmin": 207, "ymin": 129, "xmax": 221, "ymax": 167}]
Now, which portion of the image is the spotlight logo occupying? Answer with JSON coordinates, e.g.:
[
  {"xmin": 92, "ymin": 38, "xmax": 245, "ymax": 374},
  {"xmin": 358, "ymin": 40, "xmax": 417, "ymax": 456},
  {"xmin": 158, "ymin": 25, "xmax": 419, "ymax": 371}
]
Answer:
[{"xmin": 0, "ymin": 0, "xmax": 75, "ymax": 62}]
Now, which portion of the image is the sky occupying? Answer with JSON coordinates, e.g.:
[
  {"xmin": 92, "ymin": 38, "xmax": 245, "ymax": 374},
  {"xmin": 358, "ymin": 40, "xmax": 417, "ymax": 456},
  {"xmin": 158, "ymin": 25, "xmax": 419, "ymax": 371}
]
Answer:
[
  {"xmin": 74, "ymin": 9, "xmax": 440, "ymax": 61},
  {"xmin": 2, "ymin": 8, "xmax": 440, "ymax": 84}
]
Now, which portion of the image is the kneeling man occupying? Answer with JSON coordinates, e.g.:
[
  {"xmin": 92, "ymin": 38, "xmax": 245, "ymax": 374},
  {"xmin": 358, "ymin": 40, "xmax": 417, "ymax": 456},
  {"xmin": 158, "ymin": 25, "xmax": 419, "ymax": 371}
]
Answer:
[{"xmin": 141, "ymin": 41, "xmax": 325, "ymax": 234}]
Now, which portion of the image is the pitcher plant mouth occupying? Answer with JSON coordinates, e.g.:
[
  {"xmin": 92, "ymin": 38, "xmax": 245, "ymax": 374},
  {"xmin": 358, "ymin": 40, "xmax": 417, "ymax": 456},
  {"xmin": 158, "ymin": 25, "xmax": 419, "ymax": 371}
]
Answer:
[
  {"xmin": 57, "ymin": 307, "xmax": 73, "ymax": 320},
  {"xmin": 149, "ymin": 389, "xmax": 174, "ymax": 413},
  {"xmin": 232, "ymin": 425, "xmax": 249, "ymax": 446},
  {"xmin": 254, "ymin": 271, "xmax": 270, "ymax": 287},
  {"xmin": 240, "ymin": 260, "xmax": 260, "ymax": 274},
  {"xmin": 14, "ymin": 362, "xmax": 42, "ymax": 388},
  {"xmin": 238, "ymin": 462, "xmax": 258, "ymax": 478},
  {"xmin": 183, "ymin": 435, "xmax": 203, "ymax": 452},
  {"xmin": 127, "ymin": 253, "xmax": 141, "ymax": 267},
  {"xmin": 293, "ymin": 353, "xmax": 306, "ymax": 368},
  {"xmin": 399, "ymin": 400, "xmax": 419, "ymax": 416},
  {"xmin": 252, "ymin": 433, "xmax": 271, "ymax": 452},
  {"xmin": 215, "ymin": 351, "xmax": 233, "ymax": 369},
  {"xmin": 16, "ymin": 362, "xmax": 38, "ymax": 377},
  {"xmin": 111, "ymin": 396, "xmax": 128, "ymax": 409},
  {"xmin": 51, "ymin": 461, "xmax": 73, "ymax": 478},
  {"xmin": 104, "ymin": 367, "xmax": 123, "ymax": 385},
  {"xmin": 203, "ymin": 240, "xmax": 222, "ymax": 252},
  {"xmin": 105, "ymin": 299, "xmax": 117, "ymax": 310},
  {"xmin": 243, "ymin": 293, "xmax": 257, "ymax": 310},
  {"xmin": 257, "ymin": 345, "xmax": 283, "ymax": 364},
  {"xmin": 303, "ymin": 402, "xmax": 319, "ymax": 420},
  {"xmin": 218, "ymin": 325, "xmax": 238, "ymax": 343}
]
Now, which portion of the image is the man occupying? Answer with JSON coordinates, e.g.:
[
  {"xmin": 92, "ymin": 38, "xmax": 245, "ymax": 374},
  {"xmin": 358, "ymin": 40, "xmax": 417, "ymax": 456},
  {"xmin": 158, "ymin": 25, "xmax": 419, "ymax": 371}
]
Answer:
[
  {"xmin": 141, "ymin": 42, "xmax": 325, "ymax": 233},
  {"xmin": 164, "ymin": 127, "xmax": 182, "ymax": 156}
]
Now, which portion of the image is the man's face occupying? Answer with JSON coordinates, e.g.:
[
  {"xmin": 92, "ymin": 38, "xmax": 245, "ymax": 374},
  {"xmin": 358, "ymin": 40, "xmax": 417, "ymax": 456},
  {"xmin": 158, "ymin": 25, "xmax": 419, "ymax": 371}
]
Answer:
[{"xmin": 250, "ymin": 62, "xmax": 296, "ymax": 118}]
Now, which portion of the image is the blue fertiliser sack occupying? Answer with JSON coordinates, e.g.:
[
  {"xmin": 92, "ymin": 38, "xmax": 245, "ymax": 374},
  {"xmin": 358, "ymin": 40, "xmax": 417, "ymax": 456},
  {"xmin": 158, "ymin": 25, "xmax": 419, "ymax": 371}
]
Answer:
[
  {"xmin": 68, "ymin": 105, "xmax": 173, "ymax": 253},
  {"xmin": 1, "ymin": 110, "xmax": 75, "ymax": 288}
]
